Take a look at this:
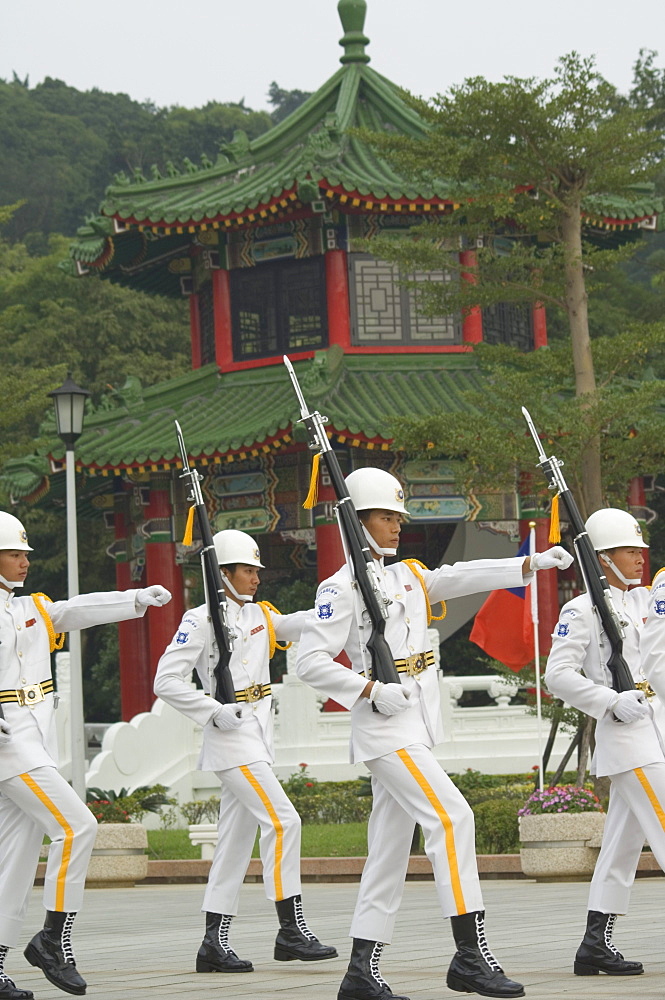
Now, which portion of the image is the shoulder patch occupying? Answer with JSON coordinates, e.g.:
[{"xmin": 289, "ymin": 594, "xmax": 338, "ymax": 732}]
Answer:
[
  {"xmin": 653, "ymin": 599, "xmax": 665, "ymax": 617},
  {"xmin": 561, "ymin": 608, "xmax": 578, "ymax": 619},
  {"xmin": 555, "ymin": 622, "xmax": 570, "ymax": 637},
  {"xmin": 316, "ymin": 600, "xmax": 335, "ymax": 620},
  {"xmin": 181, "ymin": 616, "xmax": 199, "ymax": 629},
  {"xmin": 175, "ymin": 630, "xmax": 190, "ymax": 645}
]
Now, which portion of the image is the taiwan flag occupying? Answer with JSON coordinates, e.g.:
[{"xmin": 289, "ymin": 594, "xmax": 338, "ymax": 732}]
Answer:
[{"xmin": 469, "ymin": 537, "xmax": 535, "ymax": 672}]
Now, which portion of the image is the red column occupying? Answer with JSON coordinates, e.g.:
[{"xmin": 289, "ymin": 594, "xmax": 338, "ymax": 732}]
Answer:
[
  {"xmin": 144, "ymin": 486, "xmax": 185, "ymax": 697},
  {"xmin": 325, "ymin": 250, "xmax": 352, "ymax": 349},
  {"xmin": 532, "ymin": 302, "xmax": 548, "ymax": 348},
  {"xmin": 113, "ymin": 505, "xmax": 152, "ymax": 721},
  {"xmin": 212, "ymin": 268, "xmax": 233, "ymax": 371},
  {"xmin": 459, "ymin": 250, "xmax": 482, "ymax": 344},
  {"xmin": 190, "ymin": 294, "xmax": 201, "ymax": 369},
  {"xmin": 629, "ymin": 476, "xmax": 651, "ymax": 582}
]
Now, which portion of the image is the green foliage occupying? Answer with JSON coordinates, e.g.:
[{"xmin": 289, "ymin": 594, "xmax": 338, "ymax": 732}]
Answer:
[
  {"xmin": 86, "ymin": 798, "xmax": 130, "ymax": 823},
  {"xmin": 268, "ymin": 82, "xmax": 313, "ymax": 124},
  {"xmin": 87, "ymin": 784, "xmax": 175, "ymax": 823},
  {"xmin": 473, "ymin": 800, "xmax": 520, "ymax": 855},
  {"xmin": 0, "ymin": 78, "xmax": 271, "ymax": 241},
  {"xmin": 390, "ymin": 329, "xmax": 665, "ymax": 513},
  {"xmin": 180, "ymin": 798, "xmax": 221, "ymax": 825},
  {"xmin": 281, "ymin": 774, "xmax": 374, "ymax": 824}
]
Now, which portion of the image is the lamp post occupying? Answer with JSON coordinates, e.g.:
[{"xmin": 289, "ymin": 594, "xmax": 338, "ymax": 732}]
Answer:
[{"xmin": 49, "ymin": 374, "xmax": 90, "ymax": 800}]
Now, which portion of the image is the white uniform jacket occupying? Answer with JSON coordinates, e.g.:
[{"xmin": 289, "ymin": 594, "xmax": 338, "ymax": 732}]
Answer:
[
  {"xmin": 0, "ymin": 589, "xmax": 147, "ymax": 781},
  {"xmin": 154, "ymin": 601, "xmax": 310, "ymax": 772},
  {"xmin": 637, "ymin": 572, "xmax": 665, "ymax": 715},
  {"xmin": 545, "ymin": 587, "xmax": 664, "ymax": 777},
  {"xmin": 296, "ymin": 556, "xmax": 527, "ymax": 764}
]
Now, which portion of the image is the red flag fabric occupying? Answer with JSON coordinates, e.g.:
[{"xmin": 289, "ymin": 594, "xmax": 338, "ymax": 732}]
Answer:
[{"xmin": 469, "ymin": 539, "xmax": 534, "ymax": 672}]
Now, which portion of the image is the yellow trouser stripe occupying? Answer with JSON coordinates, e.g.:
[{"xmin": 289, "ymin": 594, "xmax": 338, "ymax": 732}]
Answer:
[
  {"xmin": 634, "ymin": 767, "xmax": 665, "ymax": 830},
  {"xmin": 19, "ymin": 772, "xmax": 73, "ymax": 911},
  {"xmin": 240, "ymin": 765, "xmax": 284, "ymax": 901},
  {"xmin": 396, "ymin": 749, "xmax": 467, "ymax": 914}
]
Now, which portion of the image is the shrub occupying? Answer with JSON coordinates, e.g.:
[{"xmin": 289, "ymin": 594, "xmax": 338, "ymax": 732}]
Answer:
[
  {"xmin": 87, "ymin": 784, "xmax": 176, "ymax": 823},
  {"xmin": 87, "ymin": 799, "xmax": 130, "ymax": 823},
  {"xmin": 280, "ymin": 763, "xmax": 318, "ymax": 795},
  {"xmin": 518, "ymin": 785, "xmax": 604, "ymax": 816},
  {"xmin": 473, "ymin": 799, "xmax": 520, "ymax": 854},
  {"xmin": 180, "ymin": 798, "xmax": 221, "ymax": 825}
]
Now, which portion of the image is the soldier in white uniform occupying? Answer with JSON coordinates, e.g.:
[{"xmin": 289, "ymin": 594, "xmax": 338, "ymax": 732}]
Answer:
[
  {"xmin": 545, "ymin": 507, "xmax": 665, "ymax": 977},
  {"xmin": 153, "ymin": 529, "xmax": 336, "ymax": 975},
  {"xmin": 0, "ymin": 511, "xmax": 172, "ymax": 999},
  {"xmin": 296, "ymin": 467, "xmax": 573, "ymax": 1000}
]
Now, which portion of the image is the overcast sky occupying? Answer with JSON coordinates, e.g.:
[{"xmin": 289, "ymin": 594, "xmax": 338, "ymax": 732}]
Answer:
[{"xmin": 3, "ymin": 0, "xmax": 662, "ymax": 112}]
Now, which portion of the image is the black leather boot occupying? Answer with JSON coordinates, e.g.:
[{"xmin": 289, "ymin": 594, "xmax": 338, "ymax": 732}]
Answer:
[
  {"xmin": 0, "ymin": 949, "xmax": 33, "ymax": 1000},
  {"xmin": 574, "ymin": 911, "xmax": 644, "ymax": 976},
  {"xmin": 274, "ymin": 894, "xmax": 337, "ymax": 961},
  {"xmin": 195, "ymin": 913, "xmax": 253, "ymax": 973},
  {"xmin": 23, "ymin": 911, "xmax": 86, "ymax": 996},
  {"xmin": 337, "ymin": 939, "xmax": 410, "ymax": 1000},
  {"xmin": 447, "ymin": 911, "xmax": 524, "ymax": 998}
]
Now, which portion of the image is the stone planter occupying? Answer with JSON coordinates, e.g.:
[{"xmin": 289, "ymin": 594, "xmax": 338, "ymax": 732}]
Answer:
[
  {"xmin": 188, "ymin": 822, "xmax": 218, "ymax": 860},
  {"xmin": 86, "ymin": 822, "xmax": 149, "ymax": 887},
  {"xmin": 519, "ymin": 812, "xmax": 605, "ymax": 881}
]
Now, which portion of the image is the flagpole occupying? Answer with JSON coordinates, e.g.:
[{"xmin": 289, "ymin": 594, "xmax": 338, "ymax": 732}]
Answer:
[{"xmin": 529, "ymin": 522, "xmax": 544, "ymax": 792}]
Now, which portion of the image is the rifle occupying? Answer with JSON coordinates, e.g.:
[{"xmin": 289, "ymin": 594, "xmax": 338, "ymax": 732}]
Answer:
[
  {"xmin": 283, "ymin": 356, "xmax": 401, "ymax": 698},
  {"xmin": 175, "ymin": 420, "xmax": 237, "ymax": 705},
  {"xmin": 521, "ymin": 407, "xmax": 634, "ymax": 695}
]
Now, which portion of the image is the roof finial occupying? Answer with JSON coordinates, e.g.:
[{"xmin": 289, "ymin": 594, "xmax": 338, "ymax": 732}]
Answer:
[{"xmin": 338, "ymin": 0, "xmax": 370, "ymax": 65}]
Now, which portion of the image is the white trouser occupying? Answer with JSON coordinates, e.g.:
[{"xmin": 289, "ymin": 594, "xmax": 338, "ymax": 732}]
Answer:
[
  {"xmin": 0, "ymin": 766, "xmax": 98, "ymax": 948},
  {"xmin": 202, "ymin": 760, "xmax": 302, "ymax": 915},
  {"xmin": 350, "ymin": 744, "xmax": 484, "ymax": 944},
  {"xmin": 588, "ymin": 762, "xmax": 665, "ymax": 915}
]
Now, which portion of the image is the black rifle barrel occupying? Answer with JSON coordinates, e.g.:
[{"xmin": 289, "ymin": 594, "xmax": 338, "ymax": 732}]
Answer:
[
  {"xmin": 175, "ymin": 420, "xmax": 236, "ymax": 705},
  {"xmin": 521, "ymin": 408, "xmax": 634, "ymax": 693},
  {"xmin": 284, "ymin": 357, "xmax": 401, "ymax": 690}
]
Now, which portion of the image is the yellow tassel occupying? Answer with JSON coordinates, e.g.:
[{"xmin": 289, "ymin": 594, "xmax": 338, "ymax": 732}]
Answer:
[
  {"xmin": 32, "ymin": 593, "xmax": 66, "ymax": 654},
  {"xmin": 548, "ymin": 493, "xmax": 561, "ymax": 544},
  {"xmin": 182, "ymin": 506, "xmax": 195, "ymax": 546},
  {"xmin": 302, "ymin": 452, "xmax": 321, "ymax": 509},
  {"xmin": 257, "ymin": 601, "xmax": 292, "ymax": 657},
  {"xmin": 402, "ymin": 559, "xmax": 446, "ymax": 624}
]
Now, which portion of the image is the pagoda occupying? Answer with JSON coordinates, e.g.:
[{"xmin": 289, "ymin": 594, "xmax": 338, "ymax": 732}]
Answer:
[{"xmin": 6, "ymin": 0, "xmax": 661, "ymax": 719}]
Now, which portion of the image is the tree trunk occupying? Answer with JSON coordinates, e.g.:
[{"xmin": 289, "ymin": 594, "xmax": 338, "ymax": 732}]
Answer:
[{"xmin": 560, "ymin": 199, "xmax": 603, "ymax": 517}]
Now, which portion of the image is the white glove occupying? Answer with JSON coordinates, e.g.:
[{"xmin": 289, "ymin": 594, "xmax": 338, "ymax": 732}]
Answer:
[
  {"xmin": 136, "ymin": 585, "xmax": 172, "ymax": 608},
  {"xmin": 530, "ymin": 546, "xmax": 574, "ymax": 571},
  {"xmin": 0, "ymin": 719, "xmax": 11, "ymax": 746},
  {"xmin": 369, "ymin": 681, "xmax": 410, "ymax": 716},
  {"xmin": 212, "ymin": 704, "xmax": 243, "ymax": 731},
  {"xmin": 610, "ymin": 689, "xmax": 649, "ymax": 723}
]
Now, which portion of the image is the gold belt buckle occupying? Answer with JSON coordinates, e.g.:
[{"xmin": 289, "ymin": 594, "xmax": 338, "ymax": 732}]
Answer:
[
  {"xmin": 17, "ymin": 684, "xmax": 44, "ymax": 708},
  {"xmin": 245, "ymin": 683, "xmax": 263, "ymax": 703},
  {"xmin": 635, "ymin": 679, "xmax": 656, "ymax": 700},
  {"xmin": 404, "ymin": 654, "xmax": 426, "ymax": 676}
]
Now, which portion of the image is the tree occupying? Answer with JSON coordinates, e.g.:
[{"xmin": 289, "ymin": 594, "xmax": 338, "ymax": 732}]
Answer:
[
  {"xmin": 391, "ymin": 329, "xmax": 665, "ymax": 536},
  {"xmin": 363, "ymin": 53, "xmax": 664, "ymax": 517},
  {"xmin": 268, "ymin": 82, "xmax": 312, "ymax": 124}
]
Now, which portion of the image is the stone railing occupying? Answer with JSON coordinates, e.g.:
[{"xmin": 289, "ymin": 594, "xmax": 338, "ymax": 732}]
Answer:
[{"xmin": 52, "ymin": 635, "xmax": 566, "ymax": 820}]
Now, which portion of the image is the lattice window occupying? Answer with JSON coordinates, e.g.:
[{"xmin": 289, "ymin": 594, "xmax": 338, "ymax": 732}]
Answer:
[
  {"xmin": 483, "ymin": 302, "xmax": 534, "ymax": 350},
  {"xmin": 198, "ymin": 281, "xmax": 215, "ymax": 364},
  {"xmin": 231, "ymin": 257, "xmax": 327, "ymax": 361},
  {"xmin": 349, "ymin": 255, "xmax": 460, "ymax": 346}
]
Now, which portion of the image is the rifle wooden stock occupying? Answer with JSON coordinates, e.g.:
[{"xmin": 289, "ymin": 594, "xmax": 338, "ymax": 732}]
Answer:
[
  {"xmin": 175, "ymin": 421, "xmax": 236, "ymax": 705},
  {"xmin": 522, "ymin": 410, "xmax": 634, "ymax": 694}
]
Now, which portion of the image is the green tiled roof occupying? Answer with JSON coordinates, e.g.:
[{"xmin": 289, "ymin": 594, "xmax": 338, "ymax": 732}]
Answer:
[{"xmin": 3, "ymin": 348, "xmax": 482, "ymax": 505}]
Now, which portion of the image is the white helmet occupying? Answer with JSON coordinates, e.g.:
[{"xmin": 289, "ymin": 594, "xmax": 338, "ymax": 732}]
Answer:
[
  {"xmin": 345, "ymin": 468, "xmax": 407, "ymax": 516},
  {"xmin": 585, "ymin": 508, "xmax": 648, "ymax": 551},
  {"xmin": 213, "ymin": 529, "xmax": 264, "ymax": 568},
  {"xmin": 0, "ymin": 512, "xmax": 33, "ymax": 551}
]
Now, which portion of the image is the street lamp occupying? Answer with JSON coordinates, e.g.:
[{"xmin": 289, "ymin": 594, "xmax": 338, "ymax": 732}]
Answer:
[{"xmin": 49, "ymin": 374, "xmax": 90, "ymax": 800}]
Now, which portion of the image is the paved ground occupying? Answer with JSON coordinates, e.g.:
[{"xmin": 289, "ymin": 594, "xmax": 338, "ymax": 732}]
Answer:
[{"xmin": 7, "ymin": 878, "xmax": 665, "ymax": 999}]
